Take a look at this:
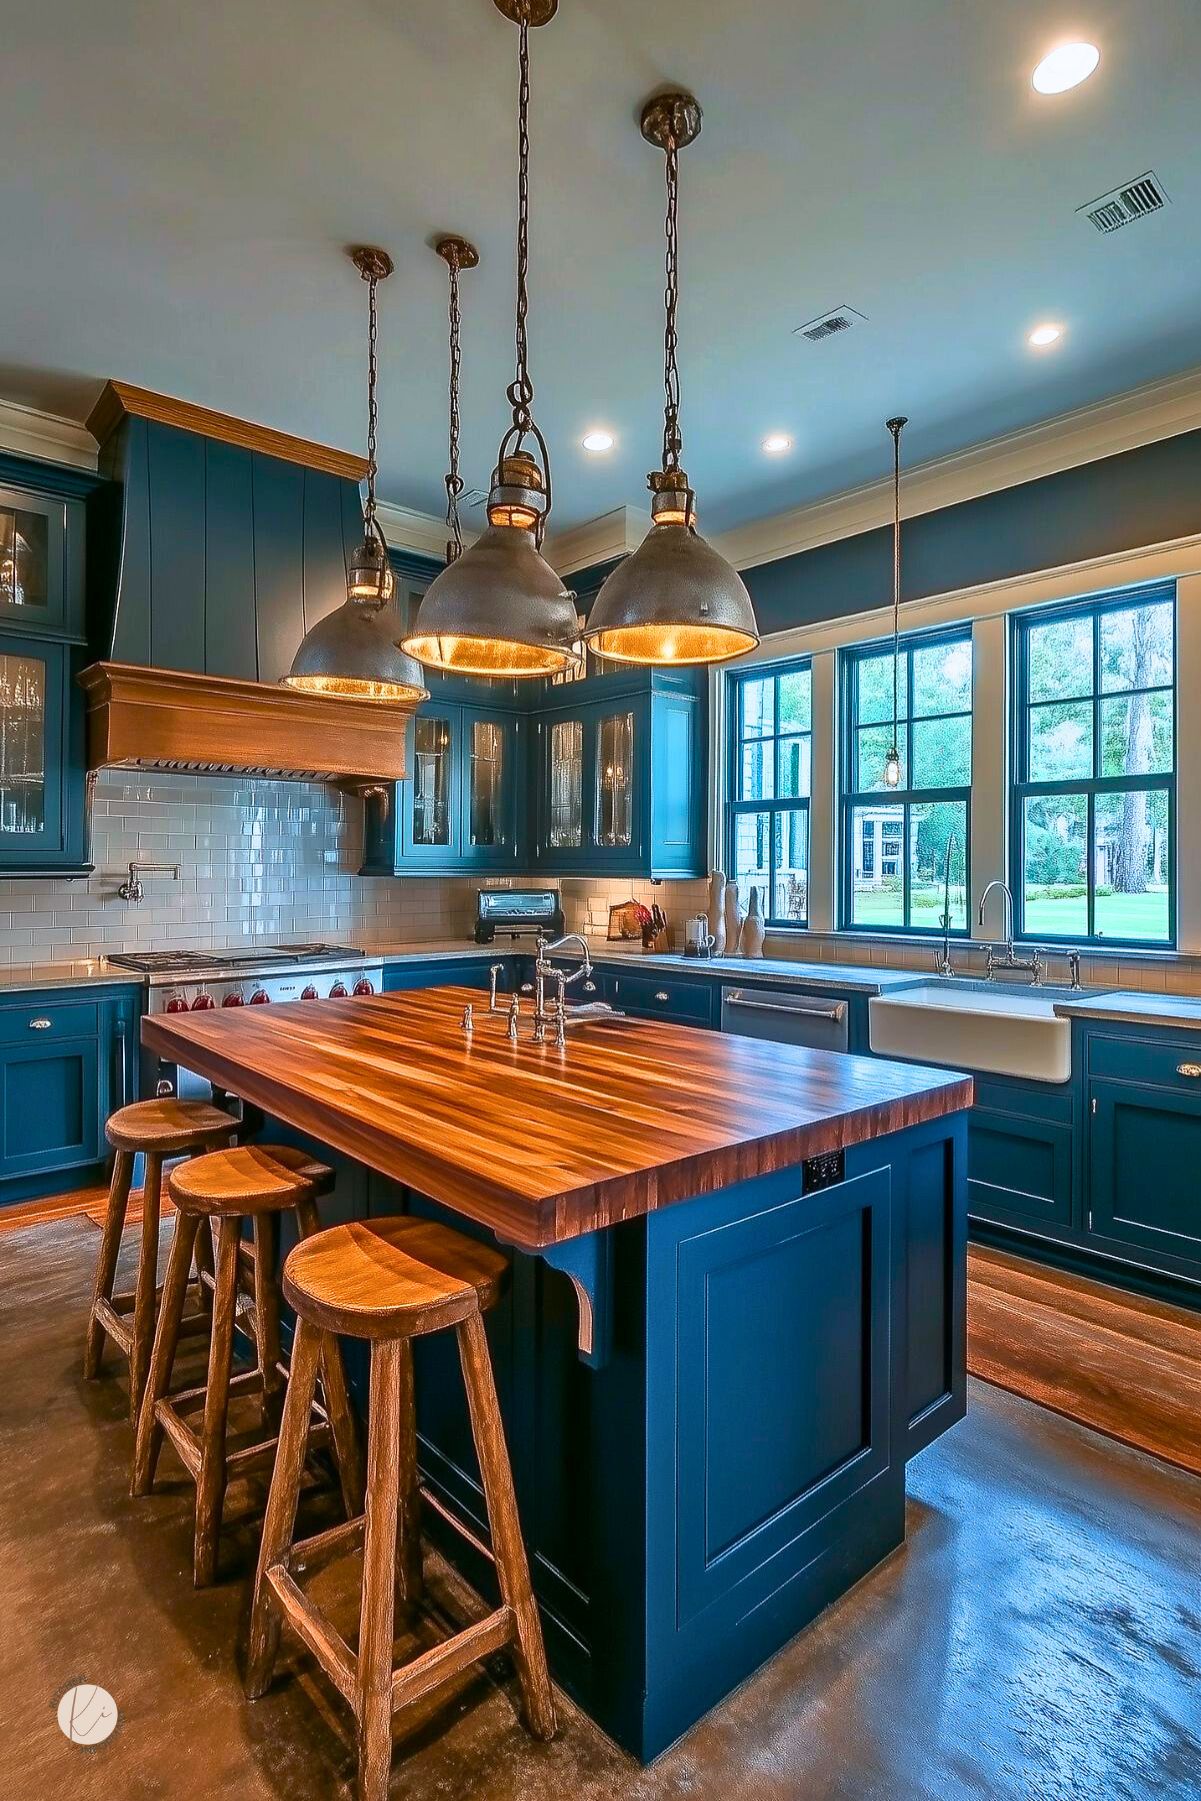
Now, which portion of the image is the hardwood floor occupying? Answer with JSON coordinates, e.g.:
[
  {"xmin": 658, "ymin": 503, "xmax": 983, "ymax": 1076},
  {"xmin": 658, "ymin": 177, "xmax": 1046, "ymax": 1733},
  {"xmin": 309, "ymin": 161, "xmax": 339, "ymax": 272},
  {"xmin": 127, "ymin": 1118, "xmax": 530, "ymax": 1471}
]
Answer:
[
  {"xmin": 0, "ymin": 1183, "xmax": 169, "ymax": 1234},
  {"xmin": 969, "ymin": 1243, "xmax": 1201, "ymax": 1478}
]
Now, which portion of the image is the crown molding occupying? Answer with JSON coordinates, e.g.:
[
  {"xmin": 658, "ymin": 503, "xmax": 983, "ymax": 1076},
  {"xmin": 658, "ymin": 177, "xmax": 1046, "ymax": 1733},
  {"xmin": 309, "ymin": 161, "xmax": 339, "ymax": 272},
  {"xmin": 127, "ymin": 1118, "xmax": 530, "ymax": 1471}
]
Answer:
[
  {"xmin": 548, "ymin": 505, "xmax": 650, "ymax": 576},
  {"xmin": 714, "ymin": 364, "xmax": 1201, "ymax": 574},
  {"xmin": 0, "ymin": 397, "xmax": 98, "ymax": 471},
  {"xmin": 375, "ymin": 499, "xmax": 476, "ymax": 562}
]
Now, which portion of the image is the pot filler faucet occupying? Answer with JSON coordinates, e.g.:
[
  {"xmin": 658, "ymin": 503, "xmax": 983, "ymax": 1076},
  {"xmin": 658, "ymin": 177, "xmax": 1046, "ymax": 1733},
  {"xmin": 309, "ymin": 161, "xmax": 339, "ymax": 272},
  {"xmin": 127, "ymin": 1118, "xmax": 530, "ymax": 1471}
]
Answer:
[{"xmin": 978, "ymin": 880, "xmax": 1043, "ymax": 984}]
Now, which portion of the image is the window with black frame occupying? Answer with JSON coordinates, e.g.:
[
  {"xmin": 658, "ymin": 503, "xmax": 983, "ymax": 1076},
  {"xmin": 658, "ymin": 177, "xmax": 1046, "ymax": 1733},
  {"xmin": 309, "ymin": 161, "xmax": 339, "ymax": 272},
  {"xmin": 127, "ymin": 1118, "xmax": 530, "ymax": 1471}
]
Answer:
[
  {"xmin": 841, "ymin": 629, "xmax": 972, "ymax": 933},
  {"xmin": 727, "ymin": 660, "xmax": 812, "ymax": 927},
  {"xmin": 1013, "ymin": 585, "xmax": 1175, "ymax": 946}
]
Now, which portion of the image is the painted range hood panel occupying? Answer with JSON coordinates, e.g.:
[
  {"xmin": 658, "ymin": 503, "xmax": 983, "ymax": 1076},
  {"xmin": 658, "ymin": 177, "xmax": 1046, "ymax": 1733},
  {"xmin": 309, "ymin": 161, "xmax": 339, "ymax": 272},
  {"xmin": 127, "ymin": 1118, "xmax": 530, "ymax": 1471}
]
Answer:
[
  {"xmin": 80, "ymin": 384, "xmax": 412, "ymax": 781},
  {"xmin": 79, "ymin": 663, "xmax": 408, "ymax": 782},
  {"xmin": 86, "ymin": 382, "xmax": 372, "ymax": 685}
]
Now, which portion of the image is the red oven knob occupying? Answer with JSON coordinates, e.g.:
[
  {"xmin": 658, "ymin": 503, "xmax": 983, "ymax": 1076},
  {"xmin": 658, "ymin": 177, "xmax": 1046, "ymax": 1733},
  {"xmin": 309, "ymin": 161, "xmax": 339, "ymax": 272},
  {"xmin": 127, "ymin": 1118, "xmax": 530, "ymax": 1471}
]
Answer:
[
  {"xmin": 352, "ymin": 977, "xmax": 374, "ymax": 996},
  {"xmin": 222, "ymin": 989, "xmax": 245, "ymax": 1007},
  {"xmin": 301, "ymin": 983, "xmax": 319, "ymax": 1000},
  {"xmin": 165, "ymin": 990, "xmax": 188, "ymax": 1014},
  {"xmin": 329, "ymin": 980, "xmax": 348, "ymax": 998},
  {"xmin": 191, "ymin": 989, "xmax": 215, "ymax": 1010},
  {"xmin": 249, "ymin": 987, "xmax": 270, "ymax": 1004}
]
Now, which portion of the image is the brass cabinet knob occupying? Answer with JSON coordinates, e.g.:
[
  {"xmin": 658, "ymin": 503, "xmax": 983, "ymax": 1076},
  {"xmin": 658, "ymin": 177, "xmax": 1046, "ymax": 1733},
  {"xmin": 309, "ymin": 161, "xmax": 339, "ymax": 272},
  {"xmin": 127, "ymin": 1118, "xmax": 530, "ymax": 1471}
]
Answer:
[{"xmin": 1176, "ymin": 1062, "xmax": 1201, "ymax": 1078}]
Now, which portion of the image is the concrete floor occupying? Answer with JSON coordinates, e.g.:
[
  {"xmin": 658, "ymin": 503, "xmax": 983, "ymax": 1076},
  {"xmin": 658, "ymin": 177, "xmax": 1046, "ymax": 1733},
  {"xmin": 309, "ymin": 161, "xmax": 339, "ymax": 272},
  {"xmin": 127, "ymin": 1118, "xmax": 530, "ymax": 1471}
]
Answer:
[{"xmin": 3, "ymin": 1216, "xmax": 1200, "ymax": 1801}]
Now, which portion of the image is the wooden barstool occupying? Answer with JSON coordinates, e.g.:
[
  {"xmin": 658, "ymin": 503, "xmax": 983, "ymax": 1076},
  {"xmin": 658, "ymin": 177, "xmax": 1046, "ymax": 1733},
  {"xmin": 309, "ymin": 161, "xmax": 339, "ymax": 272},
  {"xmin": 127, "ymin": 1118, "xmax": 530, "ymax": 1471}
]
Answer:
[
  {"xmin": 84, "ymin": 1097, "xmax": 238, "ymax": 1422},
  {"xmin": 245, "ymin": 1216, "xmax": 555, "ymax": 1801},
  {"xmin": 132, "ymin": 1144, "xmax": 364, "ymax": 1587}
]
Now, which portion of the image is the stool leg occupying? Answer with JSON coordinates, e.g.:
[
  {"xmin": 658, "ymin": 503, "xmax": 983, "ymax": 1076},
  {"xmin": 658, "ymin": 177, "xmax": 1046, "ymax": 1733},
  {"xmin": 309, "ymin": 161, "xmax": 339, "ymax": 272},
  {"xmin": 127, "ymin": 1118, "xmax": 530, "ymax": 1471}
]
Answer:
[
  {"xmin": 83, "ymin": 1149, "xmax": 134, "ymax": 1380},
  {"xmin": 245, "ymin": 1317, "xmax": 323, "ymax": 1699},
  {"xmin": 357, "ymin": 1337, "xmax": 402, "ymax": 1801},
  {"xmin": 457, "ymin": 1309, "xmax": 556, "ymax": 1741},
  {"xmin": 128, "ymin": 1151, "xmax": 165, "ymax": 1424},
  {"xmin": 396, "ymin": 1339, "xmax": 423, "ymax": 1608},
  {"xmin": 192, "ymin": 1207, "xmax": 215, "ymax": 1319},
  {"xmin": 194, "ymin": 1215, "xmax": 240, "ymax": 1587},
  {"xmin": 295, "ymin": 1195, "xmax": 363, "ymax": 1515},
  {"xmin": 251, "ymin": 1212, "xmax": 284, "ymax": 1428},
  {"xmin": 132, "ymin": 1208, "xmax": 201, "ymax": 1496}
]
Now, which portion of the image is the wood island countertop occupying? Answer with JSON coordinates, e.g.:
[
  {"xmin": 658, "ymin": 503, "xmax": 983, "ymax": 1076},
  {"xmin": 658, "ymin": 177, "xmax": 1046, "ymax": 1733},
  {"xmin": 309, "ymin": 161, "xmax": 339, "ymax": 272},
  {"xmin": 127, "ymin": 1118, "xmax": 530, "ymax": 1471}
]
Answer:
[{"xmin": 143, "ymin": 985, "xmax": 973, "ymax": 1249}]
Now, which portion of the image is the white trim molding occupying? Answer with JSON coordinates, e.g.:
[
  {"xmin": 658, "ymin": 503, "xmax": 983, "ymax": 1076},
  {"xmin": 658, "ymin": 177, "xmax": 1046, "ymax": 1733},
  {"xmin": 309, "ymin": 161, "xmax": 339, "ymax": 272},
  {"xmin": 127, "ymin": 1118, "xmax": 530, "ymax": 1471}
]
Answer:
[
  {"xmin": 714, "ymin": 364, "xmax": 1201, "ymax": 574},
  {"xmin": 548, "ymin": 505, "xmax": 650, "ymax": 577},
  {"xmin": 0, "ymin": 397, "xmax": 98, "ymax": 471},
  {"xmin": 375, "ymin": 499, "xmax": 474, "ymax": 562}
]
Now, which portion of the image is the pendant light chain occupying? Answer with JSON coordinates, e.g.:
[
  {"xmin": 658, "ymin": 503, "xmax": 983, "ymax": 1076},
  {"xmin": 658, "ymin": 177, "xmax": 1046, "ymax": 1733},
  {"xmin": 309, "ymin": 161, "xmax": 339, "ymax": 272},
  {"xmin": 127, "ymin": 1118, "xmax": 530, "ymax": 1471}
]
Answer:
[
  {"xmin": 662, "ymin": 135, "xmax": 683, "ymax": 473},
  {"xmin": 891, "ymin": 416, "xmax": 901, "ymax": 739},
  {"xmin": 445, "ymin": 253, "xmax": 465, "ymax": 560},
  {"xmin": 507, "ymin": 16, "xmax": 534, "ymax": 435},
  {"xmin": 364, "ymin": 268, "xmax": 381, "ymax": 537}
]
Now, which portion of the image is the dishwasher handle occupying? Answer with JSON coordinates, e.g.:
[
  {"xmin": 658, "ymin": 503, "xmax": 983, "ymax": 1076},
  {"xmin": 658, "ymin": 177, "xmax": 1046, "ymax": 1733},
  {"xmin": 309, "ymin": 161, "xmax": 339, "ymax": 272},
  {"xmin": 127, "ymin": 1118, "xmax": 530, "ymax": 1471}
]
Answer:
[{"xmin": 722, "ymin": 989, "xmax": 847, "ymax": 1024}]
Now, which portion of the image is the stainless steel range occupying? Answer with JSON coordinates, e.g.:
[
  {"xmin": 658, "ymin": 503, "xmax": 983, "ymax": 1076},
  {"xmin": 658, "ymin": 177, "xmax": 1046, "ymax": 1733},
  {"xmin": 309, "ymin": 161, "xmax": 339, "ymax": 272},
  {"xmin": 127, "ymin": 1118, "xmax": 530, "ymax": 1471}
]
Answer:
[{"xmin": 109, "ymin": 942, "xmax": 385, "ymax": 1098}]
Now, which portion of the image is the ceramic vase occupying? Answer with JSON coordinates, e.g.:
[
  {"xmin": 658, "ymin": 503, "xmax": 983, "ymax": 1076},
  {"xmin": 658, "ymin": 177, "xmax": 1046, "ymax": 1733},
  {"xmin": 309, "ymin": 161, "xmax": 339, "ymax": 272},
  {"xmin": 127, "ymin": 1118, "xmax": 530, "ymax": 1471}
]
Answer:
[
  {"xmin": 739, "ymin": 885, "xmax": 766, "ymax": 959},
  {"xmin": 723, "ymin": 879, "xmax": 743, "ymax": 958},
  {"xmin": 707, "ymin": 870, "xmax": 727, "ymax": 955}
]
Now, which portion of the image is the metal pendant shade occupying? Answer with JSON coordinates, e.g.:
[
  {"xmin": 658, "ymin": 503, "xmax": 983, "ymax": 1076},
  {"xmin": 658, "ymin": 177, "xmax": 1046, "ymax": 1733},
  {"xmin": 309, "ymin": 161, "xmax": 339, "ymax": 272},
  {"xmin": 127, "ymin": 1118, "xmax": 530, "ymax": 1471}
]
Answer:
[
  {"xmin": 284, "ymin": 246, "xmax": 428, "ymax": 704},
  {"xmin": 402, "ymin": 0, "xmax": 580, "ymax": 680},
  {"xmin": 402, "ymin": 522, "xmax": 580, "ymax": 676},
  {"xmin": 585, "ymin": 522, "xmax": 758, "ymax": 665},
  {"xmin": 584, "ymin": 88, "xmax": 759, "ymax": 668}
]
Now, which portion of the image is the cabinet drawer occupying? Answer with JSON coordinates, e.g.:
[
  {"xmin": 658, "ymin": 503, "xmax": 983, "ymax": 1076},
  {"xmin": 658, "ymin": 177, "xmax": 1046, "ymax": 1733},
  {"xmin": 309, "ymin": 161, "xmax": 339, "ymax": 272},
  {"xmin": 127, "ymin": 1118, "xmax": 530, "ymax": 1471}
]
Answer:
[
  {"xmin": 1087, "ymin": 1032, "xmax": 1201, "ymax": 1097},
  {"xmin": 607, "ymin": 971, "xmax": 715, "ymax": 1027},
  {"xmin": 0, "ymin": 999, "xmax": 99, "ymax": 1043}
]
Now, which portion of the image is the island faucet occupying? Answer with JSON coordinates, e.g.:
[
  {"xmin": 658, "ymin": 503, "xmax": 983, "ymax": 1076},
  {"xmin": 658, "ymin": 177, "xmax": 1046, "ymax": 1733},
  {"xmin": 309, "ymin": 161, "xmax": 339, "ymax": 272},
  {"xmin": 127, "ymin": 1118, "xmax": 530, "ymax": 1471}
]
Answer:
[
  {"xmin": 532, "ymin": 933, "xmax": 610, "ymax": 1043},
  {"xmin": 978, "ymin": 879, "xmax": 1043, "ymax": 984}
]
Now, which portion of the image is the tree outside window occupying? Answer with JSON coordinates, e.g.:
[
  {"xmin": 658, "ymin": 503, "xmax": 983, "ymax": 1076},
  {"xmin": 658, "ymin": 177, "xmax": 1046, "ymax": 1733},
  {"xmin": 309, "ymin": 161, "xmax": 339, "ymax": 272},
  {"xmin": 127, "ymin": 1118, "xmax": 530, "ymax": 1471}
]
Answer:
[
  {"xmin": 727, "ymin": 660, "xmax": 811, "ymax": 926},
  {"xmin": 1014, "ymin": 588, "xmax": 1175, "ymax": 944},
  {"xmin": 841, "ymin": 630, "xmax": 971, "ymax": 934}
]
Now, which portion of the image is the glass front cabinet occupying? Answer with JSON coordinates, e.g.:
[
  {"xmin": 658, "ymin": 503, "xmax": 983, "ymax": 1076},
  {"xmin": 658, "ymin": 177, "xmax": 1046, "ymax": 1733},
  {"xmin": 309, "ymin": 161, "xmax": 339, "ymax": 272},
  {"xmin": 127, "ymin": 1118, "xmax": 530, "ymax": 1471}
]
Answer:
[
  {"xmin": 0, "ymin": 465, "xmax": 92, "ymax": 876},
  {"xmin": 361, "ymin": 693, "xmax": 524, "ymax": 874},
  {"xmin": 532, "ymin": 669, "xmax": 706, "ymax": 878}
]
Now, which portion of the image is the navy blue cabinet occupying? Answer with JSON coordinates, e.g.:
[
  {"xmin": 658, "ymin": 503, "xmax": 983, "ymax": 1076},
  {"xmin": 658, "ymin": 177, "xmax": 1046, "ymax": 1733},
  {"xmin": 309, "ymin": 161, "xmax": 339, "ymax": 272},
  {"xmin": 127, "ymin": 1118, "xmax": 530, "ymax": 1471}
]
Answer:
[
  {"xmin": 361, "ymin": 688, "xmax": 525, "ymax": 876},
  {"xmin": 532, "ymin": 669, "xmax": 706, "ymax": 879},
  {"xmin": 0, "ymin": 983, "xmax": 140, "ymax": 1204},
  {"xmin": 1084, "ymin": 1032, "xmax": 1201, "ymax": 1277},
  {"xmin": 966, "ymin": 1075, "xmax": 1074, "ymax": 1233},
  {"xmin": 382, "ymin": 956, "xmax": 510, "ymax": 994},
  {"xmin": 0, "ymin": 456, "xmax": 96, "ymax": 876},
  {"xmin": 602, "ymin": 967, "xmax": 716, "ymax": 1028}
]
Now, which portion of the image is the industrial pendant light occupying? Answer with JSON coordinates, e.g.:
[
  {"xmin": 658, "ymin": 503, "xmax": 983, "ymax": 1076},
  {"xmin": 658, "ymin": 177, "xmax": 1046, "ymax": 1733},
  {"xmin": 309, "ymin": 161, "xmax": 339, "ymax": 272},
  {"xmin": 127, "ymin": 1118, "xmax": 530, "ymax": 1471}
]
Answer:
[
  {"xmin": 284, "ymin": 247, "xmax": 429, "ymax": 703},
  {"xmin": 402, "ymin": 0, "xmax": 580, "ymax": 678},
  {"xmin": 434, "ymin": 234, "xmax": 479, "ymax": 565},
  {"xmin": 882, "ymin": 415, "xmax": 908, "ymax": 788},
  {"xmin": 583, "ymin": 91, "xmax": 759, "ymax": 666}
]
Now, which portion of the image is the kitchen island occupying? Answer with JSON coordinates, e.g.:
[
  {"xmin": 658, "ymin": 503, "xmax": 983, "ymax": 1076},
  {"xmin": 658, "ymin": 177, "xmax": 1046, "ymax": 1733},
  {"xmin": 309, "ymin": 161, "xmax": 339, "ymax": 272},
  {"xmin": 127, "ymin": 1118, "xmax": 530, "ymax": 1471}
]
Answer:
[{"xmin": 144, "ymin": 984, "xmax": 973, "ymax": 1760}]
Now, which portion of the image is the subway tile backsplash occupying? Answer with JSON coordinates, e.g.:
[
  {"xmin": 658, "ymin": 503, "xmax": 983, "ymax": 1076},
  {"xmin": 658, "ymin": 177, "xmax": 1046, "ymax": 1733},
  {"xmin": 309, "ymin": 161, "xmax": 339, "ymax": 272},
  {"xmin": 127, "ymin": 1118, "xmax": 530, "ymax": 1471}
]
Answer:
[{"xmin": 3, "ymin": 773, "xmax": 1198, "ymax": 996}]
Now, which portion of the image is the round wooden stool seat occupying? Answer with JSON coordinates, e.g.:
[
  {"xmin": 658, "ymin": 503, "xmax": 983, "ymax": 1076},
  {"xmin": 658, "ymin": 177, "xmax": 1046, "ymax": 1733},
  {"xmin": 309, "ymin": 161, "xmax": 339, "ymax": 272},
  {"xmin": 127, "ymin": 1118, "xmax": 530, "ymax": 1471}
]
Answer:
[
  {"xmin": 283, "ymin": 1217, "xmax": 509, "ymax": 1341},
  {"xmin": 168, "ymin": 1143, "xmax": 334, "ymax": 1217},
  {"xmin": 106, "ymin": 1096, "xmax": 237, "ymax": 1154}
]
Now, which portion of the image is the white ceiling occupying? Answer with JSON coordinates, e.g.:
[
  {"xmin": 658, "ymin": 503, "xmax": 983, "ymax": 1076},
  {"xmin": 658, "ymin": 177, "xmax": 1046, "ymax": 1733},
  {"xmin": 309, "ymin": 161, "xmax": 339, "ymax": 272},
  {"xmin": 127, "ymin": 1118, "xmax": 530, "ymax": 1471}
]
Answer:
[{"xmin": 1, "ymin": 0, "xmax": 1198, "ymax": 535}]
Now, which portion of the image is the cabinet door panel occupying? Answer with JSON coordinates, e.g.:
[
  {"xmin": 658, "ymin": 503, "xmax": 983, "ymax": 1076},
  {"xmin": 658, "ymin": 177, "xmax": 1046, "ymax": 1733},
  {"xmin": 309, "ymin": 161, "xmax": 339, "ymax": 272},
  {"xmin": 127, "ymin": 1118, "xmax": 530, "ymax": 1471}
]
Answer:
[
  {"xmin": 0, "ymin": 635, "xmax": 66, "ymax": 859},
  {"xmin": 1089, "ymin": 1077, "xmax": 1201, "ymax": 1264},
  {"xmin": 462, "ymin": 706, "xmax": 520, "ymax": 868},
  {"xmin": 402, "ymin": 707, "xmax": 462, "ymax": 862},
  {"xmin": 967, "ymin": 1108, "xmax": 1073, "ymax": 1228},
  {"xmin": 0, "ymin": 1035, "xmax": 100, "ymax": 1178},
  {"xmin": 0, "ymin": 484, "xmax": 68, "ymax": 632}
]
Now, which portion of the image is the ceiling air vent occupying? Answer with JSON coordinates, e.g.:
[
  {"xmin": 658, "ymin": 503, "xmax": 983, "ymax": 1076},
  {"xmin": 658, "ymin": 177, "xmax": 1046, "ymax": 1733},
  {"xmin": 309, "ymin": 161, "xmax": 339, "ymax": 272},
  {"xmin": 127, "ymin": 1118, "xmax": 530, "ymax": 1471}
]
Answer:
[
  {"xmin": 794, "ymin": 305, "xmax": 868, "ymax": 344},
  {"xmin": 1078, "ymin": 171, "xmax": 1169, "ymax": 234}
]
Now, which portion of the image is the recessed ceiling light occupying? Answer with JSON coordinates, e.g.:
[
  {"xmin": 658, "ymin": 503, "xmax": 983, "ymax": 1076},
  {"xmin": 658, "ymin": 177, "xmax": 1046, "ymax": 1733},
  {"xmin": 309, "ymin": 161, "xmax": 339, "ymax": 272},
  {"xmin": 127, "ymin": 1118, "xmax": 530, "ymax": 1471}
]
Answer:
[
  {"xmin": 1032, "ymin": 42, "xmax": 1100, "ymax": 94},
  {"xmin": 762, "ymin": 433, "xmax": 793, "ymax": 456},
  {"xmin": 1028, "ymin": 323, "xmax": 1063, "ymax": 348},
  {"xmin": 581, "ymin": 428, "xmax": 614, "ymax": 453}
]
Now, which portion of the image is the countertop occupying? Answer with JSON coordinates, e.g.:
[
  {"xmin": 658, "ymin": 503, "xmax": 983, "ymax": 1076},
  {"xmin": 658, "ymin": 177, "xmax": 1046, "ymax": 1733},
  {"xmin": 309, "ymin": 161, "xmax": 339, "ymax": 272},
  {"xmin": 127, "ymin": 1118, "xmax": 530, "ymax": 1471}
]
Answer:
[
  {"xmin": 1054, "ymin": 991, "xmax": 1201, "ymax": 1031},
  {"xmin": 368, "ymin": 939, "xmax": 923, "ymax": 995},
  {"xmin": 143, "ymin": 983, "xmax": 973, "ymax": 1249},
  {"xmin": 0, "ymin": 960, "xmax": 142, "ymax": 992}
]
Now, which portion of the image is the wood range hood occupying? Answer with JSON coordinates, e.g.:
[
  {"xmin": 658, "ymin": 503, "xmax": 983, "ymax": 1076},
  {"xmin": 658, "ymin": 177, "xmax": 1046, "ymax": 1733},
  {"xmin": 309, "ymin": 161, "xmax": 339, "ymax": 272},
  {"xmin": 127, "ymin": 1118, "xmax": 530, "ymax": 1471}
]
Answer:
[
  {"xmin": 80, "ymin": 381, "xmax": 411, "ymax": 783},
  {"xmin": 80, "ymin": 663, "xmax": 408, "ymax": 783}
]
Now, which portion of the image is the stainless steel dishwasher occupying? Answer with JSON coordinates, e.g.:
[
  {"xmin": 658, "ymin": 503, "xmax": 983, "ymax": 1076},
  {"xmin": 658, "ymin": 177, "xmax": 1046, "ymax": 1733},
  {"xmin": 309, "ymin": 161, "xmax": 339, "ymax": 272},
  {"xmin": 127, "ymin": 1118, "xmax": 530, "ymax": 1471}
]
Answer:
[{"xmin": 720, "ymin": 985, "xmax": 849, "ymax": 1052}]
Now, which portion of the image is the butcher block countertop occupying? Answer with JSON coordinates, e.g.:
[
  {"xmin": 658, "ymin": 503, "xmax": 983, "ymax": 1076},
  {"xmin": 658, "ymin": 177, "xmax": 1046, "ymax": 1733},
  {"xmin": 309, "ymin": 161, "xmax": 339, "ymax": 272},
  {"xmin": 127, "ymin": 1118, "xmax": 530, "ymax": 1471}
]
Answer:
[{"xmin": 143, "ymin": 985, "xmax": 973, "ymax": 1250}]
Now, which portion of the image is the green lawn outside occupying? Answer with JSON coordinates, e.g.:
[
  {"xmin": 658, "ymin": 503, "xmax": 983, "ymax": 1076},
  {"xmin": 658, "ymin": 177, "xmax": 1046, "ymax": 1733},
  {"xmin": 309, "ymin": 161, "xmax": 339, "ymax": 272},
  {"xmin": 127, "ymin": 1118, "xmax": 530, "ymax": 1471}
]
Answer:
[{"xmin": 851, "ymin": 882, "xmax": 1170, "ymax": 942}]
